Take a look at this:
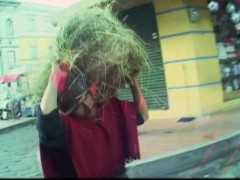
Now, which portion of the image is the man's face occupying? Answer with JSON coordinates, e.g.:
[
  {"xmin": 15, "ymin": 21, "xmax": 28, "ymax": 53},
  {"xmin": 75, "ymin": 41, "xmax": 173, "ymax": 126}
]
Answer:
[{"xmin": 72, "ymin": 92, "xmax": 98, "ymax": 119}]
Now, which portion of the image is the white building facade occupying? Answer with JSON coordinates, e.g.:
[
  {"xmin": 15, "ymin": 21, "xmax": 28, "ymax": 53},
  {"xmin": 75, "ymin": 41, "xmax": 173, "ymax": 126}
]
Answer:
[{"xmin": 0, "ymin": 0, "xmax": 60, "ymax": 94}]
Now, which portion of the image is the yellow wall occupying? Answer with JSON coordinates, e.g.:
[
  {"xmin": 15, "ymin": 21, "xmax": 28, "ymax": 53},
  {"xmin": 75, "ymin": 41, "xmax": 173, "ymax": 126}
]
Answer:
[
  {"xmin": 156, "ymin": 7, "xmax": 212, "ymax": 38},
  {"xmin": 165, "ymin": 59, "xmax": 221, "ymax": 88},
  {"xmin": 150, "ymin": 0, "xmax": 240, "ymax": 120},
  {"xmin": 19, "ymin": 37, "xmax": 55, "ymax": 90},
  {"xmin": 199, "ymin": 84, "xmax": 224, "ymax": 115},
  {"xmin": 19, "ymin": 37, "xmax": 55, "ymax": 64},
  {"xmin": 161, "ymin": 34, "xmax": 217, "ymax": 62}
]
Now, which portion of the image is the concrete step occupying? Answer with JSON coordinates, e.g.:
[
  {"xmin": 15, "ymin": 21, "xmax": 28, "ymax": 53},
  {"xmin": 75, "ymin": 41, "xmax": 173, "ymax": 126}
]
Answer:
[{"xmin": 125, "ymin": 131, "xmax": 240, "ymax": 178}]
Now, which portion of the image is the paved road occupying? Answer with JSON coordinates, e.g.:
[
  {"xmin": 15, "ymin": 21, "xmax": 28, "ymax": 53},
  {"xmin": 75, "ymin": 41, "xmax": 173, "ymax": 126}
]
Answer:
[
  {"xmin": 177, "ymin": 161, "xmax": 240, "ymax": 178},
  {"xmin": 0, "ymin": 123, "xmax": 239, "ymax": 178},
  {"xmin": 0, "ymin": 124, "xmax": 43, "ymax": 178},
  {"xmin": 174, "ymin": 151, "xmax": 240, "ymax": 178}
]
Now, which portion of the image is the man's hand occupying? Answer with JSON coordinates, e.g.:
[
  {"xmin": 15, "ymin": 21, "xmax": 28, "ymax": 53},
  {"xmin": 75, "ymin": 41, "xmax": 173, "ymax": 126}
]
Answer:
[
  {"xmin": 129, "ymin": 76, "xmax": 149, "ymax": 122},
  {"xmin": 51, "ymin": 61, "xmax": 69, "ymax": 95},
  {"xmin": 40, "ymin": 61, "xmax": 69, "ymax": 115}
]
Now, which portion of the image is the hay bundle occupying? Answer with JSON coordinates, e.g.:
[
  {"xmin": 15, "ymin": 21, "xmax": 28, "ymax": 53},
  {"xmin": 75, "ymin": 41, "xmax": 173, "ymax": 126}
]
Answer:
[{"xmin": 35, "ymin": 3, "xmax": 148, "ymax": 104}]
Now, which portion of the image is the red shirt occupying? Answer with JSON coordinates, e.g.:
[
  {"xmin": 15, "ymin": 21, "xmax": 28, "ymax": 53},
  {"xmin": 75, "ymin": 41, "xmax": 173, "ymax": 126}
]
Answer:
[{"xmin": 39, "ymin": 98, "xmax": 140, "ymax": 178}]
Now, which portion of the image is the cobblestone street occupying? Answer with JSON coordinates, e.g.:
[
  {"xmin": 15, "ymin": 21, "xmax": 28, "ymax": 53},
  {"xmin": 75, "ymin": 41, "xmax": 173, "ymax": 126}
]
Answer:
[
  {"xmin": 0, "ymin": 124, "xmax": 43, "ymax": 178},
  {"xmin": 0, "ymin": 121, "xmax": 239, "ymax": 178}
]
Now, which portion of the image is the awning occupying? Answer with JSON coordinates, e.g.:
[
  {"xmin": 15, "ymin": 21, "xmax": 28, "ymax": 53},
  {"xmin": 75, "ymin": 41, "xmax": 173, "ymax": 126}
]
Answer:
[{"xmin": 0, "ymin": 73, "xmax": 24, "ymax": 84}]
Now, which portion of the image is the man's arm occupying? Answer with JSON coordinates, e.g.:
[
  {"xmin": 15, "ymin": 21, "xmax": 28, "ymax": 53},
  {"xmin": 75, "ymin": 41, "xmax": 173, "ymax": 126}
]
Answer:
[
  {"xmin": 40, "ymin": 62, "xmax": 66, "ymax": 114},
  {"xmin": 129, "ymin": 77, "xmax": 149, "ymax": 122},
  {"xmin": 37, "ymin": 62, "xmax": 68, "ymax": 149},
  {"xmin": 36, "ymin": 105, "xmax": 65, "ymax": 149}
]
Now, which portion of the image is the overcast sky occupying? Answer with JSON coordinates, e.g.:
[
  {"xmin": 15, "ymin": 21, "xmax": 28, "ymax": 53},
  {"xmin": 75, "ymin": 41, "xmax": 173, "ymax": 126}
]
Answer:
[{"xmin": 19, "ymin": 0, "xmax": 82, "ymax": 8}]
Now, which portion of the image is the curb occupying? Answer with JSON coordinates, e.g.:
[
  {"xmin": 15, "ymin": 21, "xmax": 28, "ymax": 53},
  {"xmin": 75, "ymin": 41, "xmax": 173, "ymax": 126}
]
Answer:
[
  {"xmin": 126, "ymin": 131, "xmax": 240, "ymax": 178},
  {"xmin": 0, "ymin": 118, "xmax": 36, "ymax": 135}
]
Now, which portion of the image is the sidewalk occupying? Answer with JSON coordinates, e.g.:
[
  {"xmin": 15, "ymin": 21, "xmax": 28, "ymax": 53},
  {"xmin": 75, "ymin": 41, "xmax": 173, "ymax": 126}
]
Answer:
[
  {"xmin": 138, "ymin": 107, "xmax": 240, "ymax": 159},
  {"xmin": 0, "ymin": 117, "xmax": 35, "ymax": 134},
  {"xmin": 125, "ymin": 107, "xmax": 240, "ymax": 178}
]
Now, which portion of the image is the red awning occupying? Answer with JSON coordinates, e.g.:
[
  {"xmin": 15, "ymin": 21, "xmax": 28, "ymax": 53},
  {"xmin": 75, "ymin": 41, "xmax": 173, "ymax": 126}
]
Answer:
[{"xmin": 0, "ymin": 73, "xmax": 24, "ymax": 84}]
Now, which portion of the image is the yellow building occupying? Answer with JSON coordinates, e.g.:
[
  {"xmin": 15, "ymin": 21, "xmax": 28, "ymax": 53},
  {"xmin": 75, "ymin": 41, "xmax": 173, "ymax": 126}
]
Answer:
[
  {"xmin": 63, "ymin": 0, "xmax": 240, "ymax": 120},
  {"xmin": 17, "ymin": 2, "xmax": 60, "ymax": 91}
]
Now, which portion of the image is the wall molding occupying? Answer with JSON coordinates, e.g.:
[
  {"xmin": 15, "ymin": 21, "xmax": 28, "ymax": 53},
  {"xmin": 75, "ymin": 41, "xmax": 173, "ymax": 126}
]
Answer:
[
  {"xmin": 168, "ymin": 82, "xmax": 221, "ymax": 90},
  {"xmin": 164, "ymin": 55, "xmax": 218, "ymax": 65},
  {"xmin": 156, "ymin": 6, "xmax": 207, "ymax": 16}
]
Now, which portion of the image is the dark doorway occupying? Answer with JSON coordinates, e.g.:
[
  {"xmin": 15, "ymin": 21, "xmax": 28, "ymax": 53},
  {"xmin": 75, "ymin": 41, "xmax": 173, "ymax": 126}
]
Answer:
[{"xmin": 117, "ymin": 3, "xmax": 169, "ymax": 110}]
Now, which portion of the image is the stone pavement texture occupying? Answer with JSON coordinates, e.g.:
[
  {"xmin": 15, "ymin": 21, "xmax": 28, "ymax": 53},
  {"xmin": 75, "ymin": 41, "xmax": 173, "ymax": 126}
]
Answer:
[
  {"xmin": 0, "ymin": 123, "xmax": 42, "ymax": 178},
  {"xmin": 0, "ymin": 107, "xmax": 239, "ymax": 178},
  {"xmin": 0, "ymin": 107, "xmax": 239, "ymax": 160}
]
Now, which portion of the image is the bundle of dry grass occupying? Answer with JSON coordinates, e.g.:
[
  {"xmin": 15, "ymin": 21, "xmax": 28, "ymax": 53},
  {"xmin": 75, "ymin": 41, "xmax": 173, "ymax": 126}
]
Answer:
[{"xmin": 34, "ymin": 3, "xmax": 149, "ymax": 104}]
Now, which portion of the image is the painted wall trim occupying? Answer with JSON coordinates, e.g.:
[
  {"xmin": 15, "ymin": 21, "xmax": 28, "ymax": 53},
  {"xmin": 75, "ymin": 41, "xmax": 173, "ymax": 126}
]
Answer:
[
  {"xmin": 156, "ymin": 6, "xmax": 207, "ymax": 16},
  {"xmin": 160, "ymin": 31, "xmax": 213, "ymax": 39},
  {"xmin": 0, "ymin": 46, "xmax": 20, "ymax": 48},
  {"xmin": 168, "ymin": 82, "xmax": 221, "ymax": 90},
  {"xmin": 19, "ymin": 35, "xmax": 56, "ymax": 38},
  {"xmin": 0, "ymin": 37, "xmax": 19, "ymax": 40},
  {"xmin": 165, "ymin": 55, "xmax": 218, "ymax": 64}
]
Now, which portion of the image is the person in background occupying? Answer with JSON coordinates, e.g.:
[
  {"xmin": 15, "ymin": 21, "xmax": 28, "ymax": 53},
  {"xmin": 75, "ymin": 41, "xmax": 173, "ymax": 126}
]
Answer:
[{"xmin": 0, "ymin": 93, "xmax": 12, "ymax": 120}]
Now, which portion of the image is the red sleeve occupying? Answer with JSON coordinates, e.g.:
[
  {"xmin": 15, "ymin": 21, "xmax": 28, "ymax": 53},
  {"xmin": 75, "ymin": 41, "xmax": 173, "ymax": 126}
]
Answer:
[
  {"xmin": 117, "ymin": 99, "xmax": 144, "ymax": 125},
  {"xmin": 117, "ymin": 99, "xmax": 141, "ymax": 160}
]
